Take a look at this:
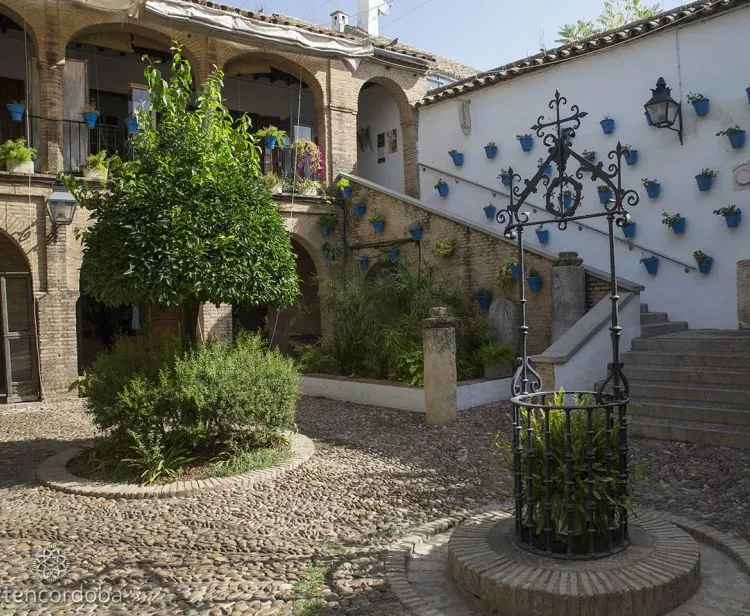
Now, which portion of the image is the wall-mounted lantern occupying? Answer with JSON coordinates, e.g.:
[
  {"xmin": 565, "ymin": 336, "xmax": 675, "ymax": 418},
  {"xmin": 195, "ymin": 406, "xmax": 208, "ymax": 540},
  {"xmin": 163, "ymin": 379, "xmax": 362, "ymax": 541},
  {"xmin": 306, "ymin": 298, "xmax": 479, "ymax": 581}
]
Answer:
[
  {"xmin": 46, "ymin": 182, "xmax": 78, "ymax": 238},
  {"xmin": 644, "ymin": 77, "xmax": 683, "ymax": 144}
]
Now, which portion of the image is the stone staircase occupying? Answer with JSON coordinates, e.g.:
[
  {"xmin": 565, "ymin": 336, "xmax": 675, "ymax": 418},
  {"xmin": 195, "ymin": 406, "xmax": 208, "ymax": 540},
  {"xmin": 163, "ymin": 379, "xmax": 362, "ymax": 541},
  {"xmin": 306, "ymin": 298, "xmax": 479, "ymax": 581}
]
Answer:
[{"xmin": 622, "ymin": 304, "xmax": 750, "ymax": 448}]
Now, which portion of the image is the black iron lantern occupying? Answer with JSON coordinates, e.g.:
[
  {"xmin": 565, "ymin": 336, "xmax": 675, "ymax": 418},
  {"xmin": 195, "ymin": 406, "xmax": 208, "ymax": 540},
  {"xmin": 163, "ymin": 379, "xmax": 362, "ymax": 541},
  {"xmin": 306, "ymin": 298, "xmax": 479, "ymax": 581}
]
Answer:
[
  {"xmin": 644, "ymin": 77, "xmax": 683, "ymax": 144},
  {"xmin": 46, "ymin": 182, "xmax": 78, "ymax": 229}
]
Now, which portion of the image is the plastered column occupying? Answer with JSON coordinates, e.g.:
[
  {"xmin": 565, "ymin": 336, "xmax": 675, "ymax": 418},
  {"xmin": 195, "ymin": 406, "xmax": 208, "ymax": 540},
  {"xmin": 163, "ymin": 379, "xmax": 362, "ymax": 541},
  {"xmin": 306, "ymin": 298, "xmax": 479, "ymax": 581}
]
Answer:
[
  {"xmin": 422, "ymin": 307, "xmax": 457, "ymax": 425},
  {"xmin": 551, "ymin": 251, "xmax": 586, "ymax": 342}
]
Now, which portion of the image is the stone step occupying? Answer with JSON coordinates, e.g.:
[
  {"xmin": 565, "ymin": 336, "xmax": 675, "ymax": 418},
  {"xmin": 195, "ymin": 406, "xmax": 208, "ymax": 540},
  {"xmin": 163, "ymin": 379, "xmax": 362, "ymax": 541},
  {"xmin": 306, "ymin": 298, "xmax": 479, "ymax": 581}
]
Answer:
[
  {"xmin": 628, "ymin": 398, "xmax": 750, "ymax": 425},
  {"xmin": 622, "ymin": 350, "xmax": 750, "ymax": 369},
  {"xmin": 629, "ymin": 417, "xmax": 750, "ymax": 448},
  {"xmin": 639, "ymin": 312, "xmax": 669, "ymax": 325},
  {"xmin": 640, "ymin": 303, "xmax": 649, "ymax": 313},
  {"xmin": 631, "ymin": 333, "xmax": 750, "ymax": 354},
  {"xmin": 639, "ymin": 322, "xmax": 689, "ymax": 337},
  {"xmin": 628, "ymin": 381, "xmax": 750, "ymax": 406},
  {"xmin": 626, "ymin": 365, "xmax": 750, "ymax": 386}
]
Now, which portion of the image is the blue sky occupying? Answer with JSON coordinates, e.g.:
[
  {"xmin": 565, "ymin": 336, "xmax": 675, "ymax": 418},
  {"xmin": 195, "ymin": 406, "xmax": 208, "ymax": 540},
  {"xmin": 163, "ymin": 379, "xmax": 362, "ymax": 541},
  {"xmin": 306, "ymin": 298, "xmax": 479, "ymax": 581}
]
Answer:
[{"xmin": 224, "ymin": 0, "xmax": 683, "ymax": 70}]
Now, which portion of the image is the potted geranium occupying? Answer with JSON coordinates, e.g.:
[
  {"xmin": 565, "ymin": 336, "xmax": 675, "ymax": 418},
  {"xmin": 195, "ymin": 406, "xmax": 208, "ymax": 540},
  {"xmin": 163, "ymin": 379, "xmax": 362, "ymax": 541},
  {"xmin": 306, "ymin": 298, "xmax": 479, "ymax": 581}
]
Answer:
[
  {"xmin": 336, "ymin": 177, "xmax": 352, "ymax": 198},
  {"xmin": 318, "ymin": 213, "xmax": 338, "ymax": 237},
  {"xmin": 498, "ymin": 168, "xmax": 512, "ymax": 187},
  {"xmin": 0, "ymin": 138, "xmax": 35, "ymax": 174},
  {"xmin": 687, "ymin": 92, "xmax": 710, "ymax": 116},
  {"xmin": 435, "ymin": 178, "xmax": 449, "ymax": 197},
  {"xmin": 81, "ymin": 101, "xmax": 99, "ymax": 129},
  {"xmin": 261, "ymin": 172, "xmax": 284, "ymax": 194},
  {"xmin": 257, "ymin": 125, "xmax": 287, "ymax": 151},
  {"xmin": 695, "ymin": 168, "xmax": 716, "ymax": 191},
  {"xmin": 641, "ymin": 255, "xmax": 659, "ymax": 275},
  {"xmin": 448, "ymin": 149, "xmax": 464, "ymax": 166},
  {"xmin": 623, "ymin": 144, "xmax": 638, "ymax": 166},
  {"xmin": 662, "ymin": 211, "xmax": 686, "ymax": 234},
  {"xmin": 600, "ymin": 114, "xmax": 615, "ymax": 134},
  {"xmin": 368, "ymin": 210, "xmax": 385, "ymax": 233},
  {"xmin": 82, "ymin": 150, "xmax": 109, "ymax": 182},
  {"xmin": 409, "ymin": 222, "xmax": 424, "ymax": 241},
  {"xmin": 352, "ymin": 198, "xmax": 366, "ymax": 218},
  {"xmin": 642, "ymin": 177, "xmax": 661, "ymax": 199},
  {"xmin": 535, "ymin": 224, "xmax": 549, "ymax": 245},
  {"xmin": 473, "ymin": 288, "xmax": 493, "ymax": 312},
  {"xmin": 484, "ymin": 142, "xmax": 498, "ymax": 159},
  {"xmin": 527, "ymin": 268, "xmax": 542, "ymax": 293},
  {"xmin": 483, "ymin": 202, "xmax": 497, "ymax": 220},
  {"xmin": 434, "ymin": 235, "xmax": 457, "ymax": 258},
  {"xmin": 478, "ymin": 343, "xmax": 516, "ymax": 379},
  {"xmin": 517, "ymin": 134, "xmax": 533, "ymax": 152},
  {"xmin": 597, "ymin": 184, "xmax": 613, "ymax": 205},
  {"xmin": 694, "ymin": 250, "xmax": 713, "ymax": 274},
  {"xmin": 713, "ymin": 205, "xmax": 742, "ymax": 228},
  {"xmin": 716, "ymin": 126, "xmax": 746, "ymax": 149},
  {"xmin": 6, "ymin": 100, "xmax": 25, "ymax": 123}
]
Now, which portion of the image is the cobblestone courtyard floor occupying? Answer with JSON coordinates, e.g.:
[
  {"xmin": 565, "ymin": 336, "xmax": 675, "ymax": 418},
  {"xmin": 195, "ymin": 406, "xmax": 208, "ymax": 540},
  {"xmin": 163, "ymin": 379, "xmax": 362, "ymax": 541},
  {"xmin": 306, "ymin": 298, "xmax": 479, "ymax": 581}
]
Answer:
[{"xmin": 0, "ymin": 397, "xmax": 748, "ymax": 615}]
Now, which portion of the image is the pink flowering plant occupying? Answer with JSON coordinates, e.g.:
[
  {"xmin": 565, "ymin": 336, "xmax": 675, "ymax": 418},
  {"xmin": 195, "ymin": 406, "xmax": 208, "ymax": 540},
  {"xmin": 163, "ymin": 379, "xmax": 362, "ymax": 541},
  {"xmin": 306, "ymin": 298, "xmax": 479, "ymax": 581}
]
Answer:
[{"xmin": 294, "ymin": 140, "xmax": 325, "ymax": 182}]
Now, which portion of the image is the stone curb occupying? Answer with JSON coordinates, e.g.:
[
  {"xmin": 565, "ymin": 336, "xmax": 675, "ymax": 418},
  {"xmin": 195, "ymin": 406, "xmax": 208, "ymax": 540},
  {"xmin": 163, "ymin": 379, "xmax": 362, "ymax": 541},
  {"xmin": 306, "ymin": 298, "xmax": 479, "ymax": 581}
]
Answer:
[
  {"xmin": 35, "ymin": 433, "xmax": 314, "ymax": 499},
  {"xmin": 386, "ymin": 505, "xmax": 750, "ymax": 616}
]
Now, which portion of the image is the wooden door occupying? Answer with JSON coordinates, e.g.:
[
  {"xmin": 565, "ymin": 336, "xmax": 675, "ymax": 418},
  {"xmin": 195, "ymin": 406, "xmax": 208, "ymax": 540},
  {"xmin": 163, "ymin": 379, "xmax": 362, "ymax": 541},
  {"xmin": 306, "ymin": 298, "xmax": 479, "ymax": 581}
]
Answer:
[{"xmin": 0, "ymin": 274, "xmax": 39, "ymax": 402}]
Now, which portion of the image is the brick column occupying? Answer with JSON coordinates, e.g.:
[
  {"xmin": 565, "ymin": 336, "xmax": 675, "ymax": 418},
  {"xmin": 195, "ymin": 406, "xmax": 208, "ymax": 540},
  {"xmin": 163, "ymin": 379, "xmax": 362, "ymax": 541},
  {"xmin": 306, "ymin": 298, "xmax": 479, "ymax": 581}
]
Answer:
[
  {"xmin": 42, "ymin": 5, "xmax": 64, "ymax": 174},
  {"xmin": 327, "ymin": 104, "xmax": 357, "ymax": 180},
  {"xmin": 200, "ymin": 303, "xmax": 233, "ymax": 340},
  {"xmin": 402, "ymin": 110, "xmax": 419, "ymax": 198}
]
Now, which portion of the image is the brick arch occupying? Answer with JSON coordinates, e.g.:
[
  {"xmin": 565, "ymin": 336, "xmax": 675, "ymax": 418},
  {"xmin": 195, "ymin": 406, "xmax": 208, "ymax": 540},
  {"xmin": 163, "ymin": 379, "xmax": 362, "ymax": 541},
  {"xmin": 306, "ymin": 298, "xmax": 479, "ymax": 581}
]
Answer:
[
  {"xmin": 0, "ymin": 228, "xmax": 32, "ymax": 275},
  {"xmin": 0, "ymin": 2, "xmax": 38, "ymax": 54}
]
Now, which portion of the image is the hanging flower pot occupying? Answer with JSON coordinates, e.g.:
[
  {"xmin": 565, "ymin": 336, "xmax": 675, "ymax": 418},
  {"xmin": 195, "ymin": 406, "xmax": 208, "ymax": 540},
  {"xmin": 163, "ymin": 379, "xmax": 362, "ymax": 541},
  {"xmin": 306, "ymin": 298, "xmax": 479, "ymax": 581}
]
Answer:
[
  {"xmin": 689, "ymin": 96, "xmax": 710, "ymax": 117},
  {"xmin": 264, "ymin": 135, "xmax": 277, "ymax": 151},
  {"xmin": 499, "ymin": 171, "xmax": 512, "ymax": 187},
  {"xmin": 562, "ymin": 193, "xmax": 573, "ymax": 210},
  {"xmin": 535, "ymin": 226, "xmax": 550, "ymax": 245},
  {"xmin": 694, "ymin": 251, "xmax": 713, "ymax": 274},
  {"xmin": 624, "ymin": 149, "xmax": 638, "ymax": 166},
  {"xmin": 597, "ymin": 186, "xmax": 613, "ymax": 205},
  {"xmin": 621, "ymin": 221, "xmax": 636, "ymax": 238},
  {"xmin": 341, "ymin": 186, "xmax": 352, "ymax": 198},
  {"xmin": 729, "ymin": 131, "xmax": 746, "ymax": 149},
  {"xmin": 82, "ymin": 111, "xmax": 99, "ymax": 129},
  {"xmin": 713, "ymin": 206, "xmax": 742, "ymax": 228},
  {"xmin": 473, "ymin": 290, "xmax": 493, "ymax": 312},
  {"xmin": 409, "ymin": 224, "xmax": 424, "ymax": 241},
  {"xmin": 353, "ymin": 201, "xmax": 366, "ymax": 219},
  {"xmin": 358, "ymin": 255, "xmax": 369, "ymax": 270},
  {"xmin": 336, "ymin": 177, "xmax": 351, "ymax": 198},
  {"xmin": 483, "ymin": 203, "xmax": 496, "ymax": 220},
  {"xmin": 600, "ymin": 117, "xmax": 615, "ymax": 134},
  {"xmin": 124, "ymin": 116, "xmax": 138, "ymax": 135},
  {"xmin": 695, "ymin": 170, "xmax": 715, "ymax": 192},
  {"xmin": 322, "ymin": 242, "xmax": 338, "ymax": 262},
  {"xmin": 517, "ymin": 134, "xmax": 533, "ymax": 152},
  {"xmin": 510, "ymin": 263, "xmax": 520, "ymax": 279},
  {"xmin": 449, "ymin": 150, "xmax": 464, "ymax": 166},
  {"xmin": 6, "ymin": 102, "xmax": 25, "ymax": 123},
  {"xmin": 369, "ymin": 212, "xmax": 385, "ymax": 234},
  {"xmin": 642, "ymin": 179, "xmax": 661, "ymax": 199},
  {"xmin": 435, "ymin": 179, "xmax": 449, "ymax": 197},
  {"xmin": 388, "ymin": 247, "xmax": 400, "ymax": 262},
  {"xmin": 663, "ymin": 213, "xmax": 686, "ymax": 234},
  {"xmin": 318, "ymin": 214, "xmax": 338, "ymax": 238},
  {"xmin": 484, "ymin": 143, "xmax": 498, "ymax": 159},
  {"xmin": 527, "ymin": 271, "xmax": 542, "ymax": 293},
  {"xmin": 641, "ymin": 256, "xmax": 659, "ymax": 275}
]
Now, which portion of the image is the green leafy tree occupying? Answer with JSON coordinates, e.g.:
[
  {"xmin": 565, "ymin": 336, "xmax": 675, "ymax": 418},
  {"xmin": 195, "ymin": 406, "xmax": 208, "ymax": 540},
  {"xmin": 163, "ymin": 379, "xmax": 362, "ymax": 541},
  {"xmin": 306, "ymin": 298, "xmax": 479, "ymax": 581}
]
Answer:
[
  {"xmin": 556, "ymin": 0, "xmax": 661, "ymax": 44},
  {"xmin": 66, "ymin": 47, "xmax": 299, "ymax": 344}
]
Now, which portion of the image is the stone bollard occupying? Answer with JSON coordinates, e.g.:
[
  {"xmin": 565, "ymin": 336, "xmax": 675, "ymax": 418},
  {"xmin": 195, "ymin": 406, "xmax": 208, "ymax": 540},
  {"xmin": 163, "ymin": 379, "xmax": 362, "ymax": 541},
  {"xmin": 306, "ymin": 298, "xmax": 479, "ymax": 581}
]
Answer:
[
  {"xmin": 422, "ymin": 307, "xmax": 457, "ymax": 425},
  {"xmin": 738, "ymin": 260, "xmax": 750, "ymax": 329},
  {"xmin": 551, "ymin": 251, "xmax": 586, "ymax": 342}
]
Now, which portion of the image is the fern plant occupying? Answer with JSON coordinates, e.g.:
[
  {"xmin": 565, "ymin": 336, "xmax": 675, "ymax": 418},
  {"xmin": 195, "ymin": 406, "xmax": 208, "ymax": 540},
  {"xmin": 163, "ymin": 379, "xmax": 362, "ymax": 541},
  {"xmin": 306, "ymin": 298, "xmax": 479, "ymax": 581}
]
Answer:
[{"xmin": 0, "ymin": 138, "xmax": 35, "ymax": 164}]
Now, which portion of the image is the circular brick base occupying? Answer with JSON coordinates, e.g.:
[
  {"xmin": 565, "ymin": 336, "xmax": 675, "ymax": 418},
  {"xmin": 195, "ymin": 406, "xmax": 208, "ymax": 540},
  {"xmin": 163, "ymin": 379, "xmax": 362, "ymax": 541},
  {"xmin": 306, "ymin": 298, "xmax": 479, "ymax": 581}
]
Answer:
[{"xmin": 449, "ymin": 509, "xmax": 700, "ymax": 616}]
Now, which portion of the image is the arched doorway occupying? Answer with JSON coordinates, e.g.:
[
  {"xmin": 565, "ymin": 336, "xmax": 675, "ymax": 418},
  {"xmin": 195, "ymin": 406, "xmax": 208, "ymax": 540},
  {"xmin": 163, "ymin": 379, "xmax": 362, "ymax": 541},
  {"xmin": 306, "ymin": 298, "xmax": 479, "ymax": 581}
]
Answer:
[
  {"xmin": 0, "ymin": 231, "xmax": 38, "ymax": 402},
  {"xmin": 356, "ymin": 78, "xmax": 413, "ymax": 194}
]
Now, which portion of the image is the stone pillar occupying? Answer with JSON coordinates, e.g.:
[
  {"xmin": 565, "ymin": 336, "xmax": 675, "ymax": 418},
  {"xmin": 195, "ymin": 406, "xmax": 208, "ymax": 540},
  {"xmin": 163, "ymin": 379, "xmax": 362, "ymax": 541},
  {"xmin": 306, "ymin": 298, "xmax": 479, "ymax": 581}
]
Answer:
[
  {"xmin": 738, "ymin": 260, "xmax": 750, "ymax": 329},
  {"xmin": 551, "ymin": 251, "xmax": 586, "ymax": 342},
  {"xmin": 489, "ymin": 297, "xmax": 520, "ymax": 350},
  {"xmin": 422, "ymin": 307, "xmax": 457, "ymax": 425}
]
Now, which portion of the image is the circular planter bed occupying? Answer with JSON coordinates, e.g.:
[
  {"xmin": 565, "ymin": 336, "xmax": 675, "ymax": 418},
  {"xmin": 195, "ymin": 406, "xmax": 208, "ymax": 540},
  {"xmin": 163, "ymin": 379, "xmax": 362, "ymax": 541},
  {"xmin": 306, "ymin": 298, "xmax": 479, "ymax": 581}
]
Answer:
[{"xmin": 36, "ymin": 433, "xmax": 314, "ymax": 499}]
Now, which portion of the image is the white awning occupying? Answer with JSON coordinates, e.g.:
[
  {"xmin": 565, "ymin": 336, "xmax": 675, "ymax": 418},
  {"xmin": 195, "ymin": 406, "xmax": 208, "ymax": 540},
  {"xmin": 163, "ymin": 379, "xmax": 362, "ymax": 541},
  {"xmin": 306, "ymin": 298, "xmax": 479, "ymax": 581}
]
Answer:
[
  {"xmin": 144, "ymin": 0, "xmax": 374, "ymax": 59},
  {"xmin": 73, "ymin": 0, "xmax": 144, "ymax": 16}
]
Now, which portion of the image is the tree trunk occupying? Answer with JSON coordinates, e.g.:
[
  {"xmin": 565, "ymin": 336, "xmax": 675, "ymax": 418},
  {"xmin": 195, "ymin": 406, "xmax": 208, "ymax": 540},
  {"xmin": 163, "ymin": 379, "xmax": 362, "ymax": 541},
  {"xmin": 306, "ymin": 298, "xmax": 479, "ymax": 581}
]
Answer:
[{"xmin": 180, "ymin": 299, "xmax": 201, "ymax": 348}]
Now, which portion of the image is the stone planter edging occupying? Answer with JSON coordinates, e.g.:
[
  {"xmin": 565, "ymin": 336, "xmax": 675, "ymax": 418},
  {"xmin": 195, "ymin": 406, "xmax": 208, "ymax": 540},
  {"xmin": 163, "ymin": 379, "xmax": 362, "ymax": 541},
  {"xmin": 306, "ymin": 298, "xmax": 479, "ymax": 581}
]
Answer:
[{"xmin": 36, "ymin": 433, "xmax": 314, "ymax": 499}]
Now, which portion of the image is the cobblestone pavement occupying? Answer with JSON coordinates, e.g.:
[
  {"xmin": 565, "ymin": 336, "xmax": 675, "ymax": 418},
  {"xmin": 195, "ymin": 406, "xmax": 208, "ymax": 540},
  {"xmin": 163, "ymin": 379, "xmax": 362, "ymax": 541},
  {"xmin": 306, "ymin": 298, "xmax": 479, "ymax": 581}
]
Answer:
[{"xmin": 0, "ymin": 397, "xmax": 747, "ymax": 615}]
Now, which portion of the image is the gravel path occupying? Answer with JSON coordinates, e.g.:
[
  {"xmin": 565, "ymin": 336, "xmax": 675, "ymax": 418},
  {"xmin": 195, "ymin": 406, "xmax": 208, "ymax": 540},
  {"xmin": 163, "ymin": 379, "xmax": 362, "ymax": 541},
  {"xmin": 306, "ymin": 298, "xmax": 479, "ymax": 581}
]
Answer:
[{"xmin": 0, "ymin": 397, "xmax": 747, "ymax": 615}]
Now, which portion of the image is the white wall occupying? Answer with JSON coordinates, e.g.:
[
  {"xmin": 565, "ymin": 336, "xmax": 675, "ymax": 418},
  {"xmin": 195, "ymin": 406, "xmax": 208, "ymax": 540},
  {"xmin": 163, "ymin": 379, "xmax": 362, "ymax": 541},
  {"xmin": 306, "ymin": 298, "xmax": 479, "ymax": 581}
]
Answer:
[
  {"xmin": 357, "ymin": 83, "xmax": 405, "ymax": 193},
  {"xmin": 417, "ymin": 7, "xmax": 750, "ymax": 330}
]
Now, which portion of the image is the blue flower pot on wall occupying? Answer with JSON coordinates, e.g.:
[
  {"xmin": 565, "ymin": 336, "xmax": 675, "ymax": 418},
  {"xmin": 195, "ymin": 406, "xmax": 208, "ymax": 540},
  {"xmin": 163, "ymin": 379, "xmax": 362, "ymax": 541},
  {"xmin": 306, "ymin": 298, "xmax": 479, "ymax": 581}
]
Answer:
[
  {"xmin": 728, "ymin": 131, "xmax": 746, "ymax": 149},
  {"xmin": 600, "ymin": 118, "xmax": 615, "ymax": 134},
  {"xmin": 598, "ymin": 189, "xmax": 613, "ymax": 205},
  {"xmin": 124, "ymin": 116, "xmax": 138, "ymax": 134},
  {"xmin": 510, "ymin": 263, "xmax": 520, "ymax": 279},
  {"xmin": 724, "ymin": 211, "xmax": 742, "ymax": 228},
  {"xmin": 6, "ymin": 103, "xmax": 24, "ymax": 122},
  {"xmin": 388, "ymin": 247, "xmax": 400, "ymax": 262},
  {"xmin": 450, "ymin": 151, "xmax": 464, "ymax": 166},
  {"xmin": 484, "ymin": 145, "xmax": 498, "ymax": 159},
  {"xmin": 698, "ymin": 257, "xmax": 714, "ymax": 274},
  {"xmin": 409, "ymin": 225, "xmax": 423, "ymax": 241},
  {"xmin": 519, "ymin": 136, "xmax": 533, "ymax": 152},
  {"xmin": 624, "ymin": 149, "xmax": 638, "ymax": 166},
  {"xmin": 358, "ymin": 255, "xmax": 369, "ymax": 270},
  {"xmin": 353, "ymin": 203, "xmax": 366, "ymax": 218},
  {"xmin": 645, "ymin": 182, "xmax": 661, "ymax": 199},
  {"xmin": 562, "ymin": 194, "xmax": 572, "ymax": 210},
  {"xmin": 692, "ymin": 98, "xmax": 710, "ymax": 116},
  {"xmin": 371, "ymin": 219, "xmax": 384, "ymax": 234},
  {"xmin": 320, "ymin": 224, "xmax": 333, "ymax": 237},
  {"xmin": 82, "ymin": 111, "xmax": 99, "ymax": 128},
  {"xmin": 641, "ymin": 256, "xmax": 659, "ymax": 275},
  {"xmin": 527, "ymin": 274, "xmax": 542, "ymax": 293},
  {"xmin": 437, "ymin": 183, "xmax": 449, "ymax": 197},
  {"xmin": 695, "ymin": 175, "xmax": 713, "ymax": 192},
  {"xmin": 536, "ymin": 228, "xmax": 550, "ymax": 244},
  {"xmin": 483, "ymin": 204, "xmax": 496, "ymax": 220},
  {"xmin": 473, "ymin": 291, "xmax": 492, "ymax": 311},
  {"xmin": 264, "ymin": 135, "xmax": 277, "ymax": 151},
  {"xmin": 500, "ymin": 173, "xmax": 512, "ymax": 187},
  {"xmin": 341, "ymin": 186, "xmax": 352, "ymax": 199},
  {"xmin": 540, "ymin": 164, "xmax": 553, "ymax": 176},
  {"xmin": 622, "ymin": 222, "xmax": 636, "ymax": 238},
  {"xmin": 671, "ymin": 216, "xmax": 687, "ymax": 234}
]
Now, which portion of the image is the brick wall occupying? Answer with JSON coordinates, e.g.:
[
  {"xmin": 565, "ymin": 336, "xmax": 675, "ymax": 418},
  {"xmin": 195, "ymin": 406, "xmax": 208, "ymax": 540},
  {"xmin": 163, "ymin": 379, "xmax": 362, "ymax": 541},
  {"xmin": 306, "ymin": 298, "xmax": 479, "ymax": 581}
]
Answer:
[{"xmin": 586, "ymin": 274, "xmax": 610, "ymax": 310}]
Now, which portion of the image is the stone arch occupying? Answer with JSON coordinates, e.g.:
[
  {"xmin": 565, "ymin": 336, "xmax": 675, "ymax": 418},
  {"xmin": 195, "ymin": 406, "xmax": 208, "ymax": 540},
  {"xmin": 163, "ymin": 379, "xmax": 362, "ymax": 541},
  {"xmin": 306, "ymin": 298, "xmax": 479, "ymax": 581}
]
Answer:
[
  {"xmin": 356, "ymin": 76, "xmax": 419, "ymax": 197},
  {"xmin": 0, "ymin": 2, "xmax": 38, "ymax": 54}
]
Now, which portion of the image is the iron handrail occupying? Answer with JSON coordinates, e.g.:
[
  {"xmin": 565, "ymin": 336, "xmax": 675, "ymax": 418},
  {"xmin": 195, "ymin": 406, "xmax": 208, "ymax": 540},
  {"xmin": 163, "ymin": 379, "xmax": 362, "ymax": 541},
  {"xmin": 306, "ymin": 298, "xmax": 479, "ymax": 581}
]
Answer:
[{"xmin": 419, "ymin": 162, "xmax": 697, "ymax": 272}]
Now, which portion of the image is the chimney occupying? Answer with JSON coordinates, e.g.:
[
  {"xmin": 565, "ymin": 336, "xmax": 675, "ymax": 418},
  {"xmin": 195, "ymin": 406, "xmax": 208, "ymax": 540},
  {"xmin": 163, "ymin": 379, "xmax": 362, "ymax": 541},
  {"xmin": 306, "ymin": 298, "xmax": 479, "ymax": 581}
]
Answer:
[
  {"xmin": 358, "ymin": 0, "xmax": 380, "ymax": 37},
  {"xmin": 330, "ymin": 10, "xmax": 349, "ymax": 33}
]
